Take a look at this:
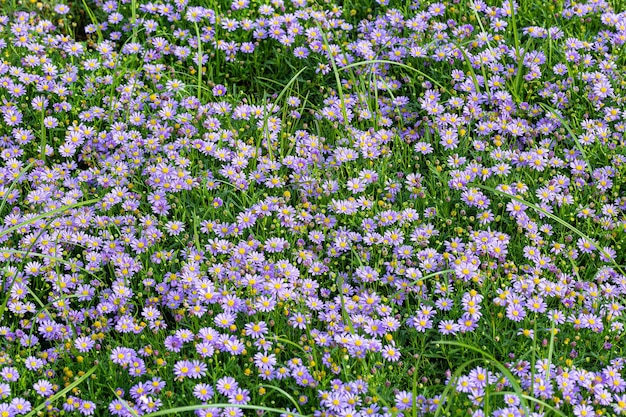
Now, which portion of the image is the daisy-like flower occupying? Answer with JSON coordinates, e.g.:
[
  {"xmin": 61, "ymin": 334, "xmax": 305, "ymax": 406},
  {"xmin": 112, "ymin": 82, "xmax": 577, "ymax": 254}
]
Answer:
[
  {"xmin": 74, "ymin": 336, "xmax": 95, "ymax": 352},
  {"xmin": 244, "ymin": 321, "xmax": 268, "ymax": 339},
  {"xmin": 164, "ymin": 220, "xmax": 185, "ymax": 236},
  {"xmin": 228, "ymin": 388, "xmax": 251, "ymax": 405},
  {"xmin": 394, "ymin": 391, "xmax": 413, "ymax": 410},
  {"xmin": 214, "ymin": 312, "xmax": 236, "ymax": 329},
  {"xmin": 0, "ymin": 383, "xmax": 10, "ymax": 400},
  {"xmin": 54, "ymin": 4, "xmax": 71, "ymax": 14},
  {"xmin": 253, "ymin": 352, "xmax": 277, "ymax": 369},
  {"xmin": 408, "ymin": 315, "xmax": 432, "ymax": 332},
  {"xmin": 10, "ymin": 398, "xmax": 30, "ymax": 414},
  {"xmin": 381, "ymin": 344, "xmax": 401, "ymax": 362},
  {"xmin": 79, "ymin": 400, "xmax": 96, "ymax": 416},
  {"xmin": 506, "ymin": 304, "xmax": 526, "ymax": 322},
  {"xmin": 165, "ymin": 79, "xmax": 185, "ymax": 92},
  {"xmin": 173, "ymin": 360, "xmax": 193, "ymax": 380},
  {"xmin": 195, "ymin": 341, "xmax": 215, "ymax": 358},
  {"xmin": 193, "ymin": 383, "xmax": 214, "ymax": 401},
  {"xmin": 0, "ymin": 403, "xmax": 16, "ymax": 417},
  {"xmin": 438, "ymin": 320, "xmax": 460, "ymax": 335},
  {"xmin": 222, "ymin": 337, "xmax": 245, "ymax": 355},
  {"xmin": 223, "ymin": 407, "xmax": 244, "ymax": 417},
  {"xmin": 24, "ymin": 356, "xmax": 44, "ymax": 371},
  {"xmin": 577, "ymin": 238, "xmax": 596, "ymax": 254},
  {"xmin": 216, "ymin": 376, "xmax": 238, "ymax": 395},
  {"xmin": 110, "ymin": 347, "xmax": 135, "ymax": 366},
  {"xmin": 188, "ymin": 360, "xmax": 208, "ymax": 379},
  {"xmin": 346, "ymin": 178, "xmax": 366, "ymax": 193},
  {"xmin": 163, "ymin": 336, "xmax": 183, "ymax": 352},
  {"xmin": 0, "ymin": 367, "xmax": 18, "ymax": 382},
  {"xmin": 212, "ymin": 85, "xmax": 227, "ymax": 96},
  {"xmin": 33, "ymin": 380, "xmax": 54, "ymax": 397}
]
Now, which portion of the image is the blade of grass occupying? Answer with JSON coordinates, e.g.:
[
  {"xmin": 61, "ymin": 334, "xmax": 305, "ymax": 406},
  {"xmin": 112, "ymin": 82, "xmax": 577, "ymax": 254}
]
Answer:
[
  {"xmin": 317, "ymin": 24, "xmax": 349, "ymax": 126},
  {"xmin": 487, "ymin": 391, "xmax": 567, "ymax": 417},
  {"xmin": 474, "ymin": 184, "xmax": 624, "ymax": 275},
  {"xmin": 80, "ymin": 0, "xmax": 104, "ymax": 43},
  {"xmin": 540, "ymin": 318, "xmax": 558, "ymax": 415},
  {"xmin": 409, "ymin": 269, "xmax": 454, "ymax": 285},
  {"xmin": 540, "ymin": 103, "xmax": 591, "ymax": 174},
  {"xmin": 271, "ymin": 335, "xmax": 308, "ymax": 354},
  {"xmin": 0, "ymin": 198, "xmax": 100, "ymax": 240},
  {"xmin": 193, "ymin": 22, "xmax": 204, "ymax": 100},
  {"xmin": 110, "ymin": 387, "xmax": 140, "ymax": 417},
  {"xmin": 507, "ymin": 0, "xmax": 526, "ymax": 100},
  {"xmin": 434, "ymin": 340, "xmax": 531, "ymax": 416},
  {"xmin": 449, "ymin": 40, "xmax": 482, "ymax": 98},
  {"xmin": 433, "ymin": 357, "xmax": 483, "ymax": 417},
  {"xmin": 259, "ymin": 66, "xmax": 308, "ymax": 160},
  {"xmin": 259, "ymin": 384, "xmax": 303, "ymax": 415},
  {"xmin": 142, "ymin": 403, "xmax": 310, "ymax": 417},
  {"xmin": 338, "ymin": 59, "xmax": 451, "ymax": 95},
  {"xmin": 0, "ymin": 160, "xmax": 34, "ymax": 217},
  {"xmin": 25, "ymin": 365, "xmax": 98, "ymax": 417}
]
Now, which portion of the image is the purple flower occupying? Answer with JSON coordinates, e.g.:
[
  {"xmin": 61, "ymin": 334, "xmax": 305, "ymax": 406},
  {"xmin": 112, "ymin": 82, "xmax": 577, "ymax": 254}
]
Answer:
[
  {"xmin": 0, "ymin": 404, "xmax": 15, "ymax": 417},
  {"xmin": 223, "ymin": 408, "xmax": 244, "ymax": 417},
  {"xmin": 0, "ymin": 367, "xmax": 18, "ymax": 382},
  {"xmin": 110, "ymin": 347, "xmax": 135, "ymax": 366},
  {"xmin": 79, "ymin": 400, "xmax": 96, "ymax": 416},
  {"xmin": 506, "ymin": 304, "xmax": 526, "ymax": 322},
  {"xmin": 577, "ymin": 238, "xmax": 596, "ymax": 254},
  {"xmin": 10, "ymin": 398, "xmax": 30, "ymax": 414},
  {"xmin": 244, "ymin": 321, "xmax": 268, "ymax": 339},
  {"xmin": 435, "ymin": 298, "xmax": 453, "ymax": 311},
  {"xmin": 394, "ymin": 391, "xmax": 413, "ymax": 410},
  {"xmin": 438, "ymin": 320, "xmax": 460, "ymax": 335},
  {"xmin": 216, "ymin": 376, "xmax": 238, "ymax": 395},
  {"xmin": 174, "ymin": 360, "xmax": 199, "ymax": 380},
  {"xmin": 0, "ymin": 383, "xmax": 10, "ymax": 400},
  {"xmin": 408, "ymin": 315, "xmax": 433, "ymax": 332},
  {"xmin": 33, "ymin": 380, "xmax": 54, "ymax": 397},
  {"xmin": 228, "ymin": 388, "xmax": 251, "ymax": 405},
  {"xmin": 164, "ymin": 335, "xmax": 183, "ymax": 352},
  {"xmin": 74, "ymin": 336, "xmax": 95, "ymax": 352},
  {"xmin": 212, "ymin": 85, "xmax": 227, "ymax": 96},
  {"xmin": 458, "ymin": 315, "xmax": 478, "ymax": 333},
  {"xmin": 193, "ymin": 383, "xmax": 214, "ymax": 401},
  {"xmin": 253, "ymin": 352, "xmax": 277, "ymax": 369},
  {"xmin": 381, "ymin": 344, "xmax": 401, "ymax": 362},
  {"xmin": 221, "ymin": 336, "xmax": 245, "ymax": 355},
  {"xmin": 129, "ymin": 358, "xmax": 147, "ymax": 377}
]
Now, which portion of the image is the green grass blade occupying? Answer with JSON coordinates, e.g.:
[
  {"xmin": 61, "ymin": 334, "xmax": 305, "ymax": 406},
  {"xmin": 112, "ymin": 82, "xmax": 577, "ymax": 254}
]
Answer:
[
  {"xmin": 474, "ymin": 184, "xmax": 624, "ymax": 275},
  {"xmin": 259, "ymin": 384, "xmax": 303, "ymax": 415},
  {"xmin": 317, "ymin": 25, "xmax": 348, "ymax": 125},
  {"xmin": 0, "ymin": 198, "xmax": 100, "ymax": 240},
  {"xmin": 434, "ymin": 340, "xmax": 531, "ymax": 416},
  {"xmin": 142, "ymin": 403, "xmax": 310, "ymax": 417},
  {"xmin": 540, "ymin": 103, "xmax": 591, "ymax": 174},
  {"xmin": 25, "ymin": 365, "xmax": 98, "ymax": 417},
  {"xmin": 433, "ymin": 357, "xmax": 482, "ymax": 417},
  {"xmin": 486, "ymin": 391, "xmax": 567, "ymax": 417},
  {"xmin": 338, "ymin": 59, "xmax": 451, "ymax": 95},
  {"xmin": 0, "ymin": 160, "xmax": 35, "ymax": 217},
  {"xmin": 80, "ymin": 0, "xmax": 104, "ymax": 43}
]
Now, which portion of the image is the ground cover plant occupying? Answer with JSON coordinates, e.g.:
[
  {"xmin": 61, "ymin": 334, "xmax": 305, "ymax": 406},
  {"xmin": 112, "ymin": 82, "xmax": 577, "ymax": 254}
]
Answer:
[{"xmin": 0, "ymin": 0, "xmax": 625, "ymax": 415}]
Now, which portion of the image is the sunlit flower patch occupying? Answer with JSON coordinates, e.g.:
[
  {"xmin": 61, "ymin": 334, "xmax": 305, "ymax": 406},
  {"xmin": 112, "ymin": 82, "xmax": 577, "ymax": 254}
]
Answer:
[{"xmin": 0, "ymin": 0, "xmax": 624, "ymax": 416}]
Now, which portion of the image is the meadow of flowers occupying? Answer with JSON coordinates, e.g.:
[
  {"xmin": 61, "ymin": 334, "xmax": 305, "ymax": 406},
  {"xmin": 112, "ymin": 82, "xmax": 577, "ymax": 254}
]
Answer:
[{"xmin": 0, "ymin": 0, "xmax": 625, "ymax": 415}]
